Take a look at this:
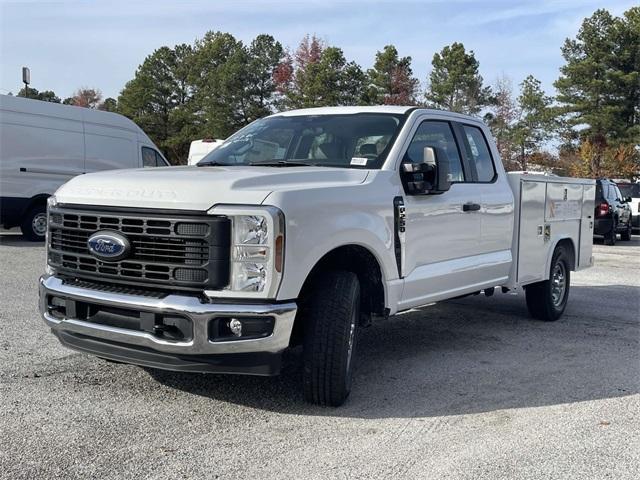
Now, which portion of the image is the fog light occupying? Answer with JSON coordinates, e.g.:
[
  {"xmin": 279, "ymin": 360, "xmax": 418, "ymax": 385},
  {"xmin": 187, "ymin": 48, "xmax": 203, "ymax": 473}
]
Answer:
[{"xmin": 229, "ymin": 318, "xmax": 242, "ymax": 337}]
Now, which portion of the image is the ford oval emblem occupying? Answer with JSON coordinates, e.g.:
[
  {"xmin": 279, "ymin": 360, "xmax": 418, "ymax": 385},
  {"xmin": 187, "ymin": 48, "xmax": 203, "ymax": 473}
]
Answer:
[{"xmin": 87, "ymin": 231, "xmax": 130, "ymax": 261}]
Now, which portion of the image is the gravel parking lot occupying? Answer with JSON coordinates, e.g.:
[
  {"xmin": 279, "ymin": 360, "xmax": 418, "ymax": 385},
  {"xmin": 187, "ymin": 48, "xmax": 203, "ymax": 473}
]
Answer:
[{"xmin": 1, "ymin": 231, "xmax": 638, "ymax": 479}]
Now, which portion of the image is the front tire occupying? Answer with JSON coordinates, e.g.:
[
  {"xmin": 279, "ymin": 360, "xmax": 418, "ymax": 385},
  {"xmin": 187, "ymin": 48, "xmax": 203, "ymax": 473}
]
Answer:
[
  {"xmin": 302, "ymin": 271, "xmax": 360, "ymax": 407},
  {"xmin": 525, "ymin": 245, "xmax": 571, "ymax": 321},
  {"xmin": 20, "ymin": 205, "xmax": 47, "ymax": 242}
]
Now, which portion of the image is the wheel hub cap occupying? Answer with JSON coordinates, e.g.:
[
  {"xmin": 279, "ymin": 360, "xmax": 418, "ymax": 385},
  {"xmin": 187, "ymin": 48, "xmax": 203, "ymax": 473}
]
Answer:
[
  {"xmin": 32, "ymin": 213, "xmax": 47, "ymax": 236},
  {"xmin": 551, "ymin": 263, "xmax": 566, "ymax": 307},
  {"xmin": 346, "ymin": 311, "xmax": 356, "ymax": 373}
]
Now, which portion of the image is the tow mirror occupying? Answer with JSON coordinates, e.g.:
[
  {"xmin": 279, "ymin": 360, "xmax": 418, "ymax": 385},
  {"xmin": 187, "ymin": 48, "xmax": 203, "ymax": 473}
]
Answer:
[{"xmin": 401, "ymin": 146, "xmax": 451, "ymax": 195}]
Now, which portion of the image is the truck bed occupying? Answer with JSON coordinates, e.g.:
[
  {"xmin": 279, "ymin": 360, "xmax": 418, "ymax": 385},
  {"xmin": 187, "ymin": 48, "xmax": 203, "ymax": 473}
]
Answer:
[{"xmin": 506, "ymin": 173, "xmax": 596, "ymax": 288}]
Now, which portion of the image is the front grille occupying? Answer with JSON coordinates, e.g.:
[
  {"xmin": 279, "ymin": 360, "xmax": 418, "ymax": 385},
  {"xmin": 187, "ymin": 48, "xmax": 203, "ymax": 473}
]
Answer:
[
  {"xmin": 48, "ymin": 207, "xmax": 231, "ymax": 291},
  {"xmin": 61, "ymin": 278, "xmax": 169, "ymax": 298}
]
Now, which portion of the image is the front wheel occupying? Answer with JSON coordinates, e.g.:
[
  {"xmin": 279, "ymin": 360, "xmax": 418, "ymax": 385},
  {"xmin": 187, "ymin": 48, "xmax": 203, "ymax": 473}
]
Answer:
[
  {"xmin": 302, "ymin": 271, "xmax": 360, "ymax": 407},
  {"xmin": 525, "ymin": 245, "xmax": 571, "ymax": 321},
  {"xmin": 20, "ymin": 205, "xmax": 47, "ymax": 241}
]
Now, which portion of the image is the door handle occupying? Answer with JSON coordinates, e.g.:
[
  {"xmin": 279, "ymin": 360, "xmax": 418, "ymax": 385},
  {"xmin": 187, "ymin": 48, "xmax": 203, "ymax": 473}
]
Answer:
[{"xmin": 463, "ymin": 203, "xmax": 481, "ymax": 212}]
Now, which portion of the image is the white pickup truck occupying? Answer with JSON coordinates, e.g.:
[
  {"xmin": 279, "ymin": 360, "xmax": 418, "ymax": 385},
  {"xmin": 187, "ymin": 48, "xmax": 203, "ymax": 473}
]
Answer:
[{"xmin": 40, "ymin": 106, "xmax": 595, "ymax": 406}]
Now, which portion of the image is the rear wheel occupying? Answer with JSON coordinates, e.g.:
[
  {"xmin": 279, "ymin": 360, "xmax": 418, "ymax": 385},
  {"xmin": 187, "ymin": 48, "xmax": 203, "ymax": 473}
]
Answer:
[
  {"xmin": 525, "ymin": 245, "xmax": 571, "ymax": 321},
  {"xmin": 302, "ymin": 271, "xmax": 360, "ymax": 407},
  {"xmin": 604, "ymin": 220, "xmax": 617, "ymax": 245},
  {"xmin": 621, "ymin": 221, "xmax": 632, "ymax": 241},
  {"xmin": 20, "ymin": 204, "xmax": 47, "ymax": 242}
]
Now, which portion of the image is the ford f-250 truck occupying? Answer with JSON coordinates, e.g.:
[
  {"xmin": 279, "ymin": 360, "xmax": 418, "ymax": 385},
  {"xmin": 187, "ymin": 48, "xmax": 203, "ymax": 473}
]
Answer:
[{"xmin": 39, "ymin": 106, "xmax": 595, "ymax": 406}]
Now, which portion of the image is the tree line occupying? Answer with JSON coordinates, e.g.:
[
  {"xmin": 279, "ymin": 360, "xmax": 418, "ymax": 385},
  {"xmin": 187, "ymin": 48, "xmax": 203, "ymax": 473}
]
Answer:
[{"xmin": 10, "ymin": 7, "xmax": 639, "ymax": 178}]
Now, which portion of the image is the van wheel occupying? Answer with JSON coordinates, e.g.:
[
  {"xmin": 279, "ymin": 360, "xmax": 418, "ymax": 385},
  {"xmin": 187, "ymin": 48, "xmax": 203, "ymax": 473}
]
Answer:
[
  {"xmin": 621, "ymin": 222, "xmax": 632, "ymax": 241},
  {"xmin": 302, "ymin": 271, "xmax": 360, "ymax": 407},
  {"xmin": 525, "ymin": 245, "xmax": 570, "ymax": 321},
  {"xmin": 20, "ymin": 205, "xmax": 47, "ymax": 241},
  {"xmin": 604, "ymin": 220, "xmax": 617, "ymax": 245}
]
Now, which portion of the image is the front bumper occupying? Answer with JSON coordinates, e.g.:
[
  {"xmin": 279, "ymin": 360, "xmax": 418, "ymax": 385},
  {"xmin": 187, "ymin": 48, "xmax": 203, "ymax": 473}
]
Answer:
[{"xmin": 39, "ymin": 275, "xmax": 297, "ymax": 375}]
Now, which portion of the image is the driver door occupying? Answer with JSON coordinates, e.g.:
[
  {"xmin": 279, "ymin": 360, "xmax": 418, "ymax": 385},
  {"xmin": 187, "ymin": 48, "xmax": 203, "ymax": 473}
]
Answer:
[{"xmin": 398, "ymin": 120, "xmax": 486, "ymax": 309}]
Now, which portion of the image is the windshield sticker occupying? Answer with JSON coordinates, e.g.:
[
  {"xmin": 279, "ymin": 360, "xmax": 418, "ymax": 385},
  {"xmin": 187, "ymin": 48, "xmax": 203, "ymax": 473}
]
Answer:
[{"xmin": 350, "ymin": 157, "xmax": 369, "ymax": 166}]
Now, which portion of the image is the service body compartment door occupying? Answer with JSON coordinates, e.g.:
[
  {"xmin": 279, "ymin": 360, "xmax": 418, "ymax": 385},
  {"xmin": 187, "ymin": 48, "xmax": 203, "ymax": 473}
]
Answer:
[
  {"xmin": 545, "ymin": 183, "xmax": 583, "ymax": 222},
  {"xmin": 517, "ymin": 180, "xmax": 547, "ymax": 284},
  {"xmin": 579, "ymin": 183, "xmax": 595, "ymax": 268}
]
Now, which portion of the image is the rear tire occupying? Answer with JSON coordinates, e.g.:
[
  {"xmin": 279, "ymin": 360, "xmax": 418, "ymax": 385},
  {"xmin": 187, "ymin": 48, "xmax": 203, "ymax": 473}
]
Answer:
[
  {"xmin": 20, "ymin": 204, "xmax": 47, "ymax": 242},
  {"xmin": 621, "ymin": 221, "xmax": 632, "ymax": 241},
  {"xmin": 302, "ymin": 271, "xmax": 360, "ymax": 407},
  {"xmin": 604, "ymin": 220, "xmax": 617, "ymax": 246},
  {"xmin": 525, "ymin": 245, "xmax": 570, "ymax": 321}
]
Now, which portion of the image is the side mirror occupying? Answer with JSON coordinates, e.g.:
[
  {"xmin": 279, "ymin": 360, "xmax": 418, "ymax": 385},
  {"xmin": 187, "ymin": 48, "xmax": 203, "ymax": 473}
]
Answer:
[
  {"xmin": 401, "ymin": 146, "xmax": 451, "ymax": 195},
  {"xmin": 624, "ymin": 196, "xmax": 632, "ymax": 203}
]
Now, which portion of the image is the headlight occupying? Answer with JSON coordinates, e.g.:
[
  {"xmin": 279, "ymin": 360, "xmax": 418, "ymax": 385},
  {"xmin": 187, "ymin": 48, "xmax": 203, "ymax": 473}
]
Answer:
[
  {"xmin": 235, "ymin": 215, "xmax": 268, "ymax": 245},
  {"xmin": 206, "ymin": 205, "xmax": 285, "ymax": 299},
  {"xmin": 45, "ymin": 196, "xmax": 57, "ymax": 275}
]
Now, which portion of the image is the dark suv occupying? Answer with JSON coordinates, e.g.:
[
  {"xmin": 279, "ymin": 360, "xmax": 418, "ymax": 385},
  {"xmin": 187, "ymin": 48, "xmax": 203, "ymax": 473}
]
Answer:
[{"xmin": 594, "ymin": 179, "xmax": 632, "ymax": 245}]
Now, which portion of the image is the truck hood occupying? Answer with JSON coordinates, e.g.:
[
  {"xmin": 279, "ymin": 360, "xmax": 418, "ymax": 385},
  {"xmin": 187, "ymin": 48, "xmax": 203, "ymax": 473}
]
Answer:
[{"xmin": 55, "ymin": 166, "xmax": 370, "ymax": 210}]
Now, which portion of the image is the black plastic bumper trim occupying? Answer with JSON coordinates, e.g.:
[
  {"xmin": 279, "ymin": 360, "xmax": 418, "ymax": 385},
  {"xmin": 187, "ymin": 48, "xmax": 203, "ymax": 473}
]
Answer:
[{"xmin": 54, "ymin": 330, "xmax": 283, "ymax": 376}]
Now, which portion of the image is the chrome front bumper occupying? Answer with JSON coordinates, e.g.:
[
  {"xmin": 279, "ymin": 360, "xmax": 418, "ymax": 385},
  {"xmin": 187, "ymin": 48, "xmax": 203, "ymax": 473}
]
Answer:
[{"xmin": 39, "ymin": 275, "xmax": 297, "ymax": 374}]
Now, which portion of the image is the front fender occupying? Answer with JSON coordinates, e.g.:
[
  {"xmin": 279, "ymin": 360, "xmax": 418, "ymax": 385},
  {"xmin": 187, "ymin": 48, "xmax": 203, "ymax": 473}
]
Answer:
[{"xmin": 266, "ymin": 178, "xmax": 399, "ymax": 301}]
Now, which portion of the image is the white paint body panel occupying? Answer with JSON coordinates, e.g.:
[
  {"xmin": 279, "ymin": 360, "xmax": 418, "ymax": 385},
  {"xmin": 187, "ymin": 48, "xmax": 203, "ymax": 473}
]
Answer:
[
  {"xmin": 507, "ymin": 173, "xmax": 595, "ymax": 288},
  {"xmin": 56, "ymin": 166, "xmax": 369, "ymax": 211},
  {"xmin": 47, "ymin": 106, "xmax": 594, "ymax": 316}
]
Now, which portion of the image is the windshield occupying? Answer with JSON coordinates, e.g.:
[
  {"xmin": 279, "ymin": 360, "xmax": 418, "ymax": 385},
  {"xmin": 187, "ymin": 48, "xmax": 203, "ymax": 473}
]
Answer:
[
  {"xmin": 617, "ymin": 183, "xmax": 640, "ymax": 198},
  {"xmin": 197, "ymin": 113, "xmax": 405, "ymax": 169}
]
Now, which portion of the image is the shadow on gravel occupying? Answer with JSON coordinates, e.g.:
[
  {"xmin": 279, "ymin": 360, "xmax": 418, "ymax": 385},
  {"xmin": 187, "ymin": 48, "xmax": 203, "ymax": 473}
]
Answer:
[
  {"xmin": 593, "ymin": 236, "xmax": 640, "ymax": 247},
  {"xmin": 0, "ymin": 231, "xmax": 41, "ymax": 247},
  {"xmin": 146, "ymin": 284, "xmax": 639, "ymax": 419}
]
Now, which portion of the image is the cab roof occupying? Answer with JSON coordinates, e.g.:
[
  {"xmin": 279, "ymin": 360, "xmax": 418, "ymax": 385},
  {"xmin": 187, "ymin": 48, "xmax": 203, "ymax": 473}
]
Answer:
[
  {"xmin": 273, "ymin": 106, "xmax": 413, "ymax": 116},
  {"xmin": 271, "ymin": 105, "xmax": 484, "ymax": 124}
]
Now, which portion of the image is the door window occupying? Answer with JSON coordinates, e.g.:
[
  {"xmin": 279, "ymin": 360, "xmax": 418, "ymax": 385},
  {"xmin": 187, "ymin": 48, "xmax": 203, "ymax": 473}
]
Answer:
[
  {"xmin": 404, "ymin": 121, "xmax": 465, "ymax": 182},
  {"xmin": 614, "ymin": 186, "xmax": 623, "ymax": 201},
  {"xmin": 462, "ymin": 125, "xmax": 496, "ymax": 182},
  {"xmin": 142, "ymin": 147, "xmax": 167, "ymax": 167}
]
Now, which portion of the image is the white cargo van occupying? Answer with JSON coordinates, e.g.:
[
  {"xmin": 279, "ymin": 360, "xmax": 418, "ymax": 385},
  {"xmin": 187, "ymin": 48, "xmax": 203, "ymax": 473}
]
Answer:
[
  {"xmin": 187, "ymin": 138, "xmax": 224, "ymax": 165},
  {"xmin": 0, "ymin": 95, "xmax": 168, "ymax": 240}
]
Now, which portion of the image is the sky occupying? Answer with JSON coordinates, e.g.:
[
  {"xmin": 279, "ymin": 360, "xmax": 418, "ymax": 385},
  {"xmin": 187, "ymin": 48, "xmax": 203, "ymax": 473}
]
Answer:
[{"xmin": 0, "ymin": 0, "xmax": 636, "ymax": 101}]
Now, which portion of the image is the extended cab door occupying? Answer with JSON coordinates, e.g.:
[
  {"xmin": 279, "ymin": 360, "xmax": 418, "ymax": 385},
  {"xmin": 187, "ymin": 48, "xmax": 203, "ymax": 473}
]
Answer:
[
  {"xmin": 456, "ymin": 123, "xmax": 513, "ymax": 280},
  {"xmin": 398, "ymin": 119, "xmax": 486, "ymax": 308}
]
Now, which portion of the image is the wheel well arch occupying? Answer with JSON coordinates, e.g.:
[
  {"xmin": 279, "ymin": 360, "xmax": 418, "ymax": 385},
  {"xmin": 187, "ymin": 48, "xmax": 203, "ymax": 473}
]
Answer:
[
  {"xmin": 290, "ymin": 245, "xmax": 386, "ymax": 344},
  {"xmin": 25, "ymin": 194, "xmax": 50, "ymax": 214},
  {"xmin": 549, "ymin": 237, "xmax": 576, "ymax": 274}
]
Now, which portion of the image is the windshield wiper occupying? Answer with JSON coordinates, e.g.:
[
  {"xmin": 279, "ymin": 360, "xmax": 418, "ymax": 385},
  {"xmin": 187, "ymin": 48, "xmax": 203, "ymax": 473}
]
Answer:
[
  {"xmin": 249, "ymin": 160, "xmax": 316, "ymax": 167},
  {"xmin": 197, "ymin": 161, "xmax": 234, "ymax": 167}
]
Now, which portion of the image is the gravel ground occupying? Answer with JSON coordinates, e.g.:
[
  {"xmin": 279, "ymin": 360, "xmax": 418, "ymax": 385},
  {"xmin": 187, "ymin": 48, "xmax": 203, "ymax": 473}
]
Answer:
[{"xmin": 1, "ymin": 230, "xmax": 638, "ymax": 479}]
